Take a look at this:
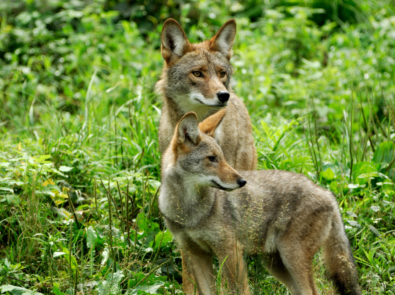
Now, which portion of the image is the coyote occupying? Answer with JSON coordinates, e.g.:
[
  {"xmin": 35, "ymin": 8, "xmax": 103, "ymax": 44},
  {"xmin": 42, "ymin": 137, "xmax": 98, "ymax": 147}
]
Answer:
[
  {"xmin": 156, "ymin": 18, "xmax": 256, "ymax": 171},
  {"xmin": 159, "ymin": 111, "xmax": 361, "ymax": 295}
]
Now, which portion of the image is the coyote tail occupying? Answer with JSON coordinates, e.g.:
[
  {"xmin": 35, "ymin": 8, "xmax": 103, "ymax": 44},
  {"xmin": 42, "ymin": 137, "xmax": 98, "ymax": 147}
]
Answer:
[{"xmin": 323, "ymin": 210, "xmax": 361, "ymax": 295}]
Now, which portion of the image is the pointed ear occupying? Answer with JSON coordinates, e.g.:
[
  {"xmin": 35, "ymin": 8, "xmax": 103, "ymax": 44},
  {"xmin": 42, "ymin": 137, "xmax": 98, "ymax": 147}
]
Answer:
[
  {"xmin": 199, "ymin": 109, "xmax": 227, "ymax": 137},
  {"xmin": 209, "ymin": 19, "xmax": 236, "ymax": 60},
  {"xmin": 161, "ymin": 19, "xmax": 192, "ymax": 65},
  {"xmin": 177, "ymin": 112, "xmax": 201, "ymax": 145}
]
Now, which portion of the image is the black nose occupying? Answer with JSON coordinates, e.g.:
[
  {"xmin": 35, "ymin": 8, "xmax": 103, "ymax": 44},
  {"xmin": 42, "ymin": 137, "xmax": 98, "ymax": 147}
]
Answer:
[
  {"xmin": 237, "ymin": 178, "xmax": 247, "ymax": 187},
  {"xmin": 217, "ymin": 91, "xmax": 230, "ymax": 103}
]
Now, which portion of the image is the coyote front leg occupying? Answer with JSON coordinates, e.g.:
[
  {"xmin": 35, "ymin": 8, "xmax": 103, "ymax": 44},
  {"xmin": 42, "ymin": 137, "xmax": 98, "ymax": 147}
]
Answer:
[
  {"xmin": 217, "ymin": 243, "xmax": 250, "ymax": 295},
  {"xmin": 182, "ymin": 250, "xmax": 215, "ymax": 295}
]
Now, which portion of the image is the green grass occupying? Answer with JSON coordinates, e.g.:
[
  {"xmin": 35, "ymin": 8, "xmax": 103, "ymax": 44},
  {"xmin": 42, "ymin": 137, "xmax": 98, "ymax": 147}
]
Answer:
[{"xmin": 1, "ymin": 1, "xmax": 395, "ymax": 294}]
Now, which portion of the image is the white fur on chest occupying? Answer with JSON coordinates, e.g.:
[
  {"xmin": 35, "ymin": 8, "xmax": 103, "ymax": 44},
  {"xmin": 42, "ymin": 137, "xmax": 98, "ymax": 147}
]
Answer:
[{"xmin": 214, "ymin": 120, "xmax": 224, "ymax": 143}]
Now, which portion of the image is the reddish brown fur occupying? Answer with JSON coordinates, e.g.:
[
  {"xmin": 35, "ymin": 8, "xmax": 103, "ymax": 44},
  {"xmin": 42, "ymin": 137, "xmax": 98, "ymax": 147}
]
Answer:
[{"xmin": 198, "ymin": 109, "xmax": 227, "ymax": 137}]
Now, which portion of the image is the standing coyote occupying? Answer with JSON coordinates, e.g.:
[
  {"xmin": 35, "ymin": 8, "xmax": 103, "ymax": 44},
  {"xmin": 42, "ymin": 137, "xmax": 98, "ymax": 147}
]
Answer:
[
  {"xmin": 156, "ymin": 18, "xmax": 257, "ymax": 171},
  {"xmin": 159, "ymin": 111, "xmax": 361, "ymax": 295}
]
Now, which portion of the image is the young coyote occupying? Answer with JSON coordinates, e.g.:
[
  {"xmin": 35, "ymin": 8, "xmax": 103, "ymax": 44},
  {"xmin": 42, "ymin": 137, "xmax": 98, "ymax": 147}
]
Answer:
[
  {"xmin": 156, "ymin": 18, "xmax": 256, "ymax": 171},
  {"xmin": 159, "ymin": 112, "xmax": 361, "ymax": 295}
]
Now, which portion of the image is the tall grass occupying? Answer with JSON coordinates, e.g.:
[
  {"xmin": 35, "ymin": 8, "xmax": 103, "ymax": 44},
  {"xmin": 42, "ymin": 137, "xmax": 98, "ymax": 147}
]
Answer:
[{"xmin": 1, "ymin": 1, "xmax": 395, "ymax": 294}]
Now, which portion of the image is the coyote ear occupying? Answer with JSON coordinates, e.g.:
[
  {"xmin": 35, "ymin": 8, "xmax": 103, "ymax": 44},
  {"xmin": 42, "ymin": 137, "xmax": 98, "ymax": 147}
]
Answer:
[
  {"xmin": 161, "ymin": 19, "xmax": 192, "ymax": 65},
  {"xmin": 199, "ymin": 109, "xmax": 227, "ymax": 137},
  {"xmin": 209, "ymin": 19, "xmax": 236, "ymax": 60},
  {"xmin": 177, "ymin": 112, "xmax": 201, "ymax": 145}
]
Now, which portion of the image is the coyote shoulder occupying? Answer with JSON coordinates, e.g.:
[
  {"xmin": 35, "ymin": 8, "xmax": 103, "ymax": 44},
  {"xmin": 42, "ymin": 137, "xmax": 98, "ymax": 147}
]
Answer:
[
  {"xmin": 159, "ymin": 111, "xmax": 361, "ymax": 295},
  {"xmin": 156, "ymin": 18, "xmax": 256, "ymax": 170}
]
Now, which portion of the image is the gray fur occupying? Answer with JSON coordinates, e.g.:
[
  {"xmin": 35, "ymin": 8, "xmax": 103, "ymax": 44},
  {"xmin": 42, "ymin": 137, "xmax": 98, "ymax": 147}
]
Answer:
[{"xmin": 160, "ymin": 116, "xmax": 361, "ymax": 295}]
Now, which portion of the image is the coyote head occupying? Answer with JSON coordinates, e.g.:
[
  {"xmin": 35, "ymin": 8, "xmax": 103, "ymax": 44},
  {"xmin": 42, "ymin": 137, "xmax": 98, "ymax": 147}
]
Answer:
[
  {"xmin": 163, "ymin": 110, "xmax": 246, "ymax": 191},
  {"xmin": 156, "ymin": 19, "xmax": 237, "ymax": 119}
]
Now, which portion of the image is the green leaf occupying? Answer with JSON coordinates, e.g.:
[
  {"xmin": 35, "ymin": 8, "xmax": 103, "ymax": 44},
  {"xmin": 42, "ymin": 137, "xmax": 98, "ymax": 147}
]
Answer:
[
  {"xmin": 346, "ymin": 211, "xmax": 357, "ymax": 218},
  {"xmin": 373, "ymin": 141, "xmax": 395, "ymax": 167},
  {"xmin": 128, "ymin": 281, "xmax": 164, "ymax": 295},
  {"xmin": 352, "ymin": 162, "xmax": 378, "ymax": 184},
  {"xmin": 320, "ymin": 167, "xmax": 335, "ymax": 180},
  {"xmin": 33, "ymin": 155, "xmax": 51, "ymax": 164},
  {"xmin": 347, "ymin": 220, "xmax": 361, "ymax": 228},
  {"xmin": 53, "ymin": 252, "xmax": 66, "ymax": 258},
  {"xmin": 357, "ymin": 171, "xmax": 380, "ymax": 179},
  {"xmin": 87, "ymin": 226, "xmax": 97, "ymax": 249},
  {"xmin": 0, "ymin": 285, "xmax": 43, "ymax": 295},
  {"xmin": 61, "ymin": 247, "xmax": 78, "ymax": 271},
  {"xmin": 136, "ymin": 213, "xmax": 159, "ymax": 236},
  {"xmin": 368, "ymin": 225, "xmax": 380, "ymax": 237},
  {"xmin": 154, "ymin": 230, "xmax": 173, "ymax": 250},
  {"xmin": 52, "ymin": 286, "xmax": 65, "ymax": 295},
  {"xmin": 59, "ymin": 166, "xmax": 73, "ymax": 172},
  {"xmin": 97, "ymin": 270, "xmax": 124, "ymax": 295},
  {"xmin": 101, "ymin": 248, "xmax": 109, "ymax": 266},
  {"xmin": 0, "ymin": 187, "xmax": 14, "ymax": 193}
]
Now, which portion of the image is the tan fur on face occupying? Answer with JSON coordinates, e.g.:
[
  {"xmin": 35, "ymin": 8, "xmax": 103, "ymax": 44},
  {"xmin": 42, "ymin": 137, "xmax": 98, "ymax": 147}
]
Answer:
[{"xmin": 165, "ymin": 112, "xmax": 242, "ymax": 191}]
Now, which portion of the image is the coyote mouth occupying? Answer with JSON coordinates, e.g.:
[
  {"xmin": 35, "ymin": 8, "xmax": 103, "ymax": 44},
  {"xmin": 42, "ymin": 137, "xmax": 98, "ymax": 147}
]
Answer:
[
  {"xmin": 212, "ymin": 180, "xmax": 233, "ymax": 191},
  {"xmin": 195, "ymin": 98, "xmax": 227, "ymax": 108}
]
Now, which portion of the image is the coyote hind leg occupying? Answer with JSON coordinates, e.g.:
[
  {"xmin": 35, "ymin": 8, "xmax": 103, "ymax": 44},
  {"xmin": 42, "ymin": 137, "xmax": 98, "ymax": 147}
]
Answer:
[
  {"xmin": 276, "ymin": 240, "xmax": 319, "ymax": 295},
  {"xmin": 262, "ymin": 252, "xmax": 298, "ymax": 292}
]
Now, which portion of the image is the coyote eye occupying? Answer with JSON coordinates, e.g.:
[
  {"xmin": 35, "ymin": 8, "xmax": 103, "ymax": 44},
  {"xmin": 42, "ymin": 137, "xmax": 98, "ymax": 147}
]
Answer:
[
  {"xmin": 192, "ymin": 71, "xmax": 203, "ymax": 77},
  {"xmin": 207, "ymin": 156, "xmax": 217, "ymax": 163},
  {"xmin": 220, "ymin": 71, "xmax": 226, "ymax": 78}
]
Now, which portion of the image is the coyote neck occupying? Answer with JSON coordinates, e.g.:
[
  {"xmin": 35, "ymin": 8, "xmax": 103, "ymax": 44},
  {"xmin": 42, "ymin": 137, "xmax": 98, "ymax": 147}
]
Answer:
[
  {"xmin": 163, "ymin": 96, "xmax": 184, "ymax": 120},
  {"xmin": 159, "ymin": 168, "xmax": 216, "ymax": 228}
]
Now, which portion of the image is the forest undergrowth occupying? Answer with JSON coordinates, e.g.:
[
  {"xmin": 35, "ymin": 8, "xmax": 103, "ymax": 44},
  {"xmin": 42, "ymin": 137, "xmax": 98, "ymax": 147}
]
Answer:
[{"xmin": 0, "ymin": 0, "xmax": 395, "ymax": 294}]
